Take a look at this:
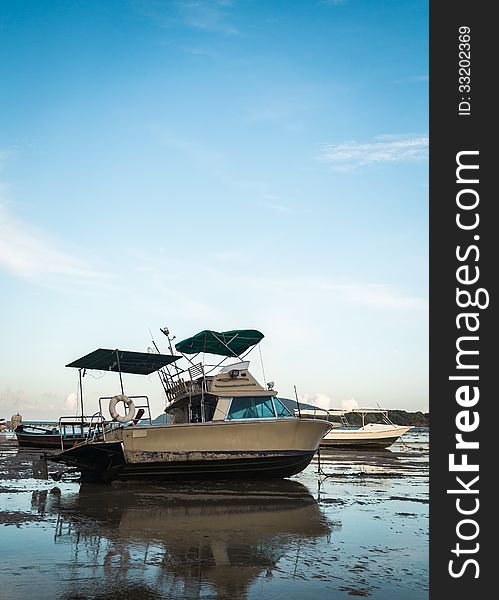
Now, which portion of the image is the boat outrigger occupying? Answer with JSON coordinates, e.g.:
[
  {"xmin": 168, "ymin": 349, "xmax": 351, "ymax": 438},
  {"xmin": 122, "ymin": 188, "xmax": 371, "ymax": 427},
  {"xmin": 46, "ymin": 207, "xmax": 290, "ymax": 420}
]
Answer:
[{"xmin": 50, "ymin": 328, "xmax": 332, "ymax": 482}]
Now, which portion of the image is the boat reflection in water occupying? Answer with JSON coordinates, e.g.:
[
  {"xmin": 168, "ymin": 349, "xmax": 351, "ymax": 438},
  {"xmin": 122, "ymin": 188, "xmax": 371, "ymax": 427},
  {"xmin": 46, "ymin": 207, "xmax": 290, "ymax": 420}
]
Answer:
[{"xmin": 42, "ymin": 479, "xmax": 334, "ymax": 599}]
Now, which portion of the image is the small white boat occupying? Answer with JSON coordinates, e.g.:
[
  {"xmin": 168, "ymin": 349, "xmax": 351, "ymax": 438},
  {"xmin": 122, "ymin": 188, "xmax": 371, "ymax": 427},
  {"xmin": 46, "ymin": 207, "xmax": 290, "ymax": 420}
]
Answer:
[
  {"xmin": 323, "ymin": 409, "xmax": 410, "ymax": 449},
  {"xmin": 299, "ymin": 408, "xmax": 411, "ymax": 449}
]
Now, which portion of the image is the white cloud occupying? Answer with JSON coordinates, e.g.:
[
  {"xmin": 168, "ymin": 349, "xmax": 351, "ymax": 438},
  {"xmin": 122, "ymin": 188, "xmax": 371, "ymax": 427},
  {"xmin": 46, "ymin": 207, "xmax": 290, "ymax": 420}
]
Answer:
[
  {"xmin": 0, "ymin": 203, "xmax": 106, "ymax": 282},
  {"xmin": 138, "ymin": 0, "xmax": 238, "ymax": 35},
  {"xmin": 132, "ymin": 249, "xmax": 427, "ymax": 315},
  {"xmin": 0, "ymin": 387, "xmax": 74, "ymax": 420},
  {"xmin": 262, "ymin": 200, "xmax": 291, "ymax": 213},
  {"xmin": 318, "ymin": 134, "xmax": 428, "ymax": 170},
  {"xmin": 301, "ymin": 392, "xmax": 335, "ymax": 410},
  {"xmin": 341, "ymin": 397, "xmax": 359, "ymax": 411},
  {"xmin": 153, "ymin": 130, "xmax": 289, "ymax": 209},
  {"xmin": 178, "ymin": 0, "xmax": 238, "ymax": 35},
  {"xmin": 0, "ymin": 387, "xmax": 31, "ymax": 416},
  {"xmin": 64, "ymin": 392, "xmax": 78, "ymax": 410},
  {"xmin": 244, "ymin": 276, "xmax": 427, "ymax": 312},
  {"xmin": 181, "ymin": 46, "xmax": 221, "ymax": 59},
  {"xmin": 322, "ymin": 282, "xmax": 428, "ymax": 311}
]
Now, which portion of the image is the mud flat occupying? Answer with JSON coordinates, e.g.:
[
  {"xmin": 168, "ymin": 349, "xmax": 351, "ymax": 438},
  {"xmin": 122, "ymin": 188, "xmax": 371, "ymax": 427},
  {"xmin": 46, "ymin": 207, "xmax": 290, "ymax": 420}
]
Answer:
[{"xmin": 0, "ymin": 431, "xmax": 428, "ymax": 599}]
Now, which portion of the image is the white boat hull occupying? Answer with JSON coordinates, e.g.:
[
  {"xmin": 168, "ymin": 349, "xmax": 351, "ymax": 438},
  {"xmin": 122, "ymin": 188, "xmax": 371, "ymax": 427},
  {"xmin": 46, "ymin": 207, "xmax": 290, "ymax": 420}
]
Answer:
[{"xmin": 321, "ymin": 424, "xmax": 411, "ymax": 449}]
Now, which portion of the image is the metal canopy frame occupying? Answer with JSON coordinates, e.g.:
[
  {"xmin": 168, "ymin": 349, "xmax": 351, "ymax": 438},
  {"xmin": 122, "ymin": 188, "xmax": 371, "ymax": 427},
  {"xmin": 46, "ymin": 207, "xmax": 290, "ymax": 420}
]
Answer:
[{"xmin": 65, "ymin": 348, "xmax": 180, "ymax": 425}]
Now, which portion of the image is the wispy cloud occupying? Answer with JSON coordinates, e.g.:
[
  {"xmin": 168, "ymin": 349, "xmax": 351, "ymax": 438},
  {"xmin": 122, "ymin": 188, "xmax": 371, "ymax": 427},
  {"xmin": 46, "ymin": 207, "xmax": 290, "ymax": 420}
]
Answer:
[
  {"xmin": 318, "ymin": 133, "xmax": 428, "ymax": 171},
  {"xmin": 180, "ymin": 46, "xmax": 221, "ymax": 59},
  {"xmin": 248, "ymin": 105, "xmax": 307, "ymax": 132},
  {"xmin": 136, "ymin": 0, "xmax": 239, "ymax": 35},
  {"xmin": 0, "ymin": 387, "xmax": 72, "ymax": 419},
  {"xmin": 330, "ymin": 282, "xmax": 427, "ymax": 311},
  {"xmin": 152, "ymin": 129, "xmax": 296, "ymax": 210},
  {"xmin": 262, "ymin": 201, "xmax": 291, "ymax": 213},
  {"xmin": 260, "ymin": 193, "xmax": 298, "ymax": 214},
  {"xmin": 128, "ymin": 249, "xmax": 428, "ymax": 314},
  {"xmin": 178, "ymin": 0, "xmax": 238, "ymax": 34},
  {"xmin": 258, "ymin": 277, "xmax": 428, "ymax": 311},
  {"xmin": 126, "ymin": 250, "xmax": 225, "ymax": 322},
  {"xmin": 0, "ymin": 202, "xmax": 106, "ymax": 283},
  {"xmin": 246, "ymin": 84, "xmax": 326, "ymax": 133}
]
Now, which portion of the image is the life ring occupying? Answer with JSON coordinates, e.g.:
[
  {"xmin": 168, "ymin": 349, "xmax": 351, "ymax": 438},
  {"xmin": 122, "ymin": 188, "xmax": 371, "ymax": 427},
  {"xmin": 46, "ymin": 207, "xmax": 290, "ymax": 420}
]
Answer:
[{"xmin": 109, "ymin": 395, "xmax": 136, "ymax": 423}]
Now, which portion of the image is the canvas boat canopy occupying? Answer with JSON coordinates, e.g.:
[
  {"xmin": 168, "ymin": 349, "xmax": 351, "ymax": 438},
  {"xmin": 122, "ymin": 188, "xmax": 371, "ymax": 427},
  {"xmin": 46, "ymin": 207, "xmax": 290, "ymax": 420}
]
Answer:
[
  {"xmin": 175, "ymin": 329, "xmax": 264, "ymax": 357},
  {"xmin": 66, "ymin": 348, "xmax": 181, "ymax": 375}
]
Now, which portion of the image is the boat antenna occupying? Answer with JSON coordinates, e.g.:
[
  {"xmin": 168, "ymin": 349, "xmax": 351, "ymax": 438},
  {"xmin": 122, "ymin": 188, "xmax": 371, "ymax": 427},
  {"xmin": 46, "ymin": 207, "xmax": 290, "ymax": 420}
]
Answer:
[
  {"xmin": 294, "ymin": 385, "xmax": 302, "ymax": 418},
  {"xmin": 258, "ymin": 344, "xmax": 267, "ymax": 387},
  {"xmin": 160, "ymin": 326, "xmax": 181, "ymax": 379},
  {"xmin": 147, "ymin": 329, "xmax": 174, "ymax": 400}
]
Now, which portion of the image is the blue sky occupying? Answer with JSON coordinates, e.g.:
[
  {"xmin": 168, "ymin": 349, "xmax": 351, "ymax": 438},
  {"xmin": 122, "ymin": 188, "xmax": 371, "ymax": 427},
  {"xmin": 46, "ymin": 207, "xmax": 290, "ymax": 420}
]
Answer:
[{"xmin": 0, "ymin": 0, "xmax": 428, "ymax": 420}]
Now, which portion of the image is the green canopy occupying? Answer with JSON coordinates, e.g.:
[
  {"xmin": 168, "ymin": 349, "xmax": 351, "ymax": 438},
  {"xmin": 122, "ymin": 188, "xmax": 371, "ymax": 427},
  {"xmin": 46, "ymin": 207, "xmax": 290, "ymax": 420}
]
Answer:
[
  {"xmin": 175, "ymin": 329, "xmax": 264, "ymax": 357},
  {"xmin": 66, "ymin": 348, "xmax": 180, "ymax": 375}
]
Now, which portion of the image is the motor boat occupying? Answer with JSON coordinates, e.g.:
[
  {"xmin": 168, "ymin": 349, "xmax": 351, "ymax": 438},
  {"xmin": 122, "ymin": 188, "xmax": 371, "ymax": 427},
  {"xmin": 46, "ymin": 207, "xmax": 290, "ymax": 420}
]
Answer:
[
  {"xmin": 319, "ymin": 408, "xmax": 411, "ymax": 449},
  {"xmin": 50, "ymin": 328, "xmax": 332, "ymax": 482},
  {"xmin": 14, "ymin": 422, "xmax": 87, "ymax": 449}
]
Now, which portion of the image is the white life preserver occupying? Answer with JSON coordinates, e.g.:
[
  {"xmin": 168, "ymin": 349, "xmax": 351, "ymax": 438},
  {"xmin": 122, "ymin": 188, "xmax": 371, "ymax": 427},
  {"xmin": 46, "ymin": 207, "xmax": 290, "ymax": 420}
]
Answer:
[{"xmin": 109, "ymin": 394, "xmax": 136, "ymax": 423}]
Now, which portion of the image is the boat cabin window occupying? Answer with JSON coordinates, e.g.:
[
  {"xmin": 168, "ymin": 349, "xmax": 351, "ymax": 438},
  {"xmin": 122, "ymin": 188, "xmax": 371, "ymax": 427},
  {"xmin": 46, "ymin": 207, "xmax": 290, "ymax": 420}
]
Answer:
[
  {"xmin": 227, "ymin": 397, "xmax": 276, "ymax": 420},
  {"xmin": 274, "ymin": 397, "xmax": 293, "ymax": 417}
]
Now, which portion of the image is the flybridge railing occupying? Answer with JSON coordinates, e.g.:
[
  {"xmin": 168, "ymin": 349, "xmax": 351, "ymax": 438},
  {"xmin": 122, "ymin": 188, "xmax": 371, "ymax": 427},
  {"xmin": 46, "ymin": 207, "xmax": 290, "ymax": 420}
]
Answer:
[
  {"xmin": 163, "ymin": 366, "xmax": 208, "ymax": 403},
  {"xmin": 163, "ymin": 379, "xmax": 188, "ymax": 403}
]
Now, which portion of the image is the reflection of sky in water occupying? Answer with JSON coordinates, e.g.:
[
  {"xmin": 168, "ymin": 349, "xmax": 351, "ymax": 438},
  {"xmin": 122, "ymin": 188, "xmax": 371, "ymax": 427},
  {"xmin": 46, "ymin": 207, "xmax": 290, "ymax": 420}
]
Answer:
[{"xmin": 0, "ymin": 432, "xmax": 428, "ymax": 599}]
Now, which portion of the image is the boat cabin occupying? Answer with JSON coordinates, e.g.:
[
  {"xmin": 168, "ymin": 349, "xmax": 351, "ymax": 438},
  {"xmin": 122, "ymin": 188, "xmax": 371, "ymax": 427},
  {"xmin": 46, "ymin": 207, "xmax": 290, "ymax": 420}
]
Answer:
[
  {"xmin": 164, "ymin": 364, "xmax": 293, "ymax": 424},
  {"xmin": 162, "ymin": 329, "xmax": 294, "ymax": 425},
  {"xmin": 63, "ymin": 328, "xmax": 294, "ymax": 432}
]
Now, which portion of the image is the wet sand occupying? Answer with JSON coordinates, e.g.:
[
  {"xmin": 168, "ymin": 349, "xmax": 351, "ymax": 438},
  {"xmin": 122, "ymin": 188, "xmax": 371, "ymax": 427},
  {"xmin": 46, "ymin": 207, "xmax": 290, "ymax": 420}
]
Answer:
[{"xmin": 0, "ymin": 431, "xmax": 428, "ymax": 599}]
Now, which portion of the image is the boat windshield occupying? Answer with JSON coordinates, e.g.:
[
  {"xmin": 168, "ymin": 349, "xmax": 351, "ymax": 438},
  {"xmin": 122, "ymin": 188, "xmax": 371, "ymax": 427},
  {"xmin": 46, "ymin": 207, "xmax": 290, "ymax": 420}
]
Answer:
[
  {"xmin": 226, "ymin": 396, "xmax": 293, "ymax": 420},
  {"xmin": 274, "ymin": 397, "xmax": 293, "ymax": 417},
  {"xmin": 227, "ymin": 397, "xmax": 276, "ymax": 420}
]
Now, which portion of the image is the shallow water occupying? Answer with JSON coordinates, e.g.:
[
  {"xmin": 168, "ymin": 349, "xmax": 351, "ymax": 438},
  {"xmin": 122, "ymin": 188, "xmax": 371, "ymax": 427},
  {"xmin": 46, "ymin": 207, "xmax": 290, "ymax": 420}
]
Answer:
[{"xmin": 0, "ymin": 432, "xmax": 428, "ymax": 599}]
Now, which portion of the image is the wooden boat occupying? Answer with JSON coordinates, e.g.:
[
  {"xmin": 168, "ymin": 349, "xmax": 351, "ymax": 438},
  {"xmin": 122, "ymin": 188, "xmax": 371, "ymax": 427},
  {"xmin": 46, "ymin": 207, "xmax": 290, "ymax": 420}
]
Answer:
[
  {"xmin": 14, "ymin": 423, "xmax": 87, "ymax": 449},
  {"xmin": 50, "ymin": 328, "xmax": 332, "ymax": 482}
]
